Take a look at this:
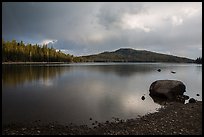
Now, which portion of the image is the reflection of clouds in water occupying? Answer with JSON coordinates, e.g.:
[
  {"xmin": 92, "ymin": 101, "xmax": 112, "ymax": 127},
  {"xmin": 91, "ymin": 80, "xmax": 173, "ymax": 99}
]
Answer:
[
  {"xmin": 48, "ymin": 63, "xmax": 202, "ymax": 122},
  {"xmin": 86, "ymin": 81, "xmax": 107, "ymax": 95},
  {"xmin": 122, "ymin": 95, "xmax": 141, "ymax": 113},
  {"xmin": 70, "ymin": 76, "xmax": 161, "ymax": 119},
  {"xmin": 3, "ymin": 63, "xmax": 201, "ymax": 125},
  {"xmin": 39, "ymin": 79, "xmax": 53, "ymax": 87},
  {"xmin": 121, "ymin": 94, "xmax": 161, "ymax": 116}
]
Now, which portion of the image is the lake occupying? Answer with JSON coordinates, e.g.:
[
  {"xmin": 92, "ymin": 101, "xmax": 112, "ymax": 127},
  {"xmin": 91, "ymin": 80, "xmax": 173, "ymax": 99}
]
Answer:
[{"xmin": 2, "ymin": 63, "xmax": 202, "ymax": 126}]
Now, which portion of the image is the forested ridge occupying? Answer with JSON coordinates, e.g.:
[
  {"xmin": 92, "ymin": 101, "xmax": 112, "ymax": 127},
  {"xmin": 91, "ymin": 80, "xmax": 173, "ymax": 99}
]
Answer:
[
  {"xmin": 82, "ymin": 48, "xmax": 195, "ymax": 63},
  {"xmin": 2, "ymin": 39, "xmax": 74, "ymax": 62}
]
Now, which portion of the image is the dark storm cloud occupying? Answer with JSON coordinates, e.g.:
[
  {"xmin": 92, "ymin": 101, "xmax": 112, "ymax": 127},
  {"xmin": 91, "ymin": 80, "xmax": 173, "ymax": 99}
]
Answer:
[
  {"xmin": 2, "ymin": 2, "xmax": 202, "ymax": 59},
  {"xmin": 96, "ymin": 2, "xmax": 144, "ymax": 29},
  {"xmin": 3, "ymin": 2, "xmax": 98, "ymax": 42}
]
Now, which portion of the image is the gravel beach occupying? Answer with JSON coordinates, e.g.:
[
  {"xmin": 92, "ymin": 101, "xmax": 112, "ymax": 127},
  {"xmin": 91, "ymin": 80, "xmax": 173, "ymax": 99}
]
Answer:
[{"xmin": 2, "ymin": 101, "xmax": 202, "ymax": 135}]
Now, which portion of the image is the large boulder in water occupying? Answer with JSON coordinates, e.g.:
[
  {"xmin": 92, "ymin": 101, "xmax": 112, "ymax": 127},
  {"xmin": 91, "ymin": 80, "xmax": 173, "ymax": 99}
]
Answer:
[{"xmin": 149, "ymin": 80, "xmax": 186, "ymax": 101}]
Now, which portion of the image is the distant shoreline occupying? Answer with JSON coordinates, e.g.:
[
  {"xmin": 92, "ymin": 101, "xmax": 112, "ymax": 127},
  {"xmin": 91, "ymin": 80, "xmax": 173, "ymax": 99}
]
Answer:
[
  {"xmin": 2, "ymin": 62, "xmax": 69, "ymax": 64},
  {"xmin": 2, "ymin": 61, "xmax": 199, "ymax": 65}
]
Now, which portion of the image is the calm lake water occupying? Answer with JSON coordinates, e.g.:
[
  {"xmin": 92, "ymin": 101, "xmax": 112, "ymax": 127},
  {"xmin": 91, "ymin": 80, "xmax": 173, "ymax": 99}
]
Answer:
[{"xmin": 2, "ymin": 63, "xmax": 202, "ymax": 126}]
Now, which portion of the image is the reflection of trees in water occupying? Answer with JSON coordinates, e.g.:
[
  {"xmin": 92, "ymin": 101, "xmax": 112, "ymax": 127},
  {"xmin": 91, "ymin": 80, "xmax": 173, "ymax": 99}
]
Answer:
[
  {"xmin": 195, "ymin": 65, "xmax": 202, "ymax": 74},
  {"xmin": 85, "ymin": 64, "xmax": 168, "ymax": 77},
  {"xmin": 2, "ymin": 65, "xmax": 68, "ymax": 86}
]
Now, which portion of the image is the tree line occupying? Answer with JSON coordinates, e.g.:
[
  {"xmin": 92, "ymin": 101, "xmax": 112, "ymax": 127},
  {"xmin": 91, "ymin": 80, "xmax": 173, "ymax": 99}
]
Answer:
[
  {"xmin": 2, "ymin": 39, "xmax": 76, "ymax": 62},
  {"xmin": 195, "ymin": 57, "xmax": 202, "ymax": 64}
]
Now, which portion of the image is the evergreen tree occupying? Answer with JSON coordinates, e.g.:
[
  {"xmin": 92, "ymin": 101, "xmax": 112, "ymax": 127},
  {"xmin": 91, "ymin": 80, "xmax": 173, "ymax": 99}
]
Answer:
[
  {"xmin": 195, "ymin": 57, "xmax": 202, "ymax": 64},
  {"xmin": 2, "ymin": 39, "xmax": 73, "ymax": 62}
]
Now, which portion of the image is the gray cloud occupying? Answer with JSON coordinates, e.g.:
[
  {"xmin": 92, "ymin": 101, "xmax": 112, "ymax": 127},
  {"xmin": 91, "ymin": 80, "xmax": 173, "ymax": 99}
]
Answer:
[
  {"xmin": 96, "ymin": 2, "xmax": 144, "ymax": 29},
  {"xmin": 2, "ymin": 2, "xmax": 202, "ymax": 59}
]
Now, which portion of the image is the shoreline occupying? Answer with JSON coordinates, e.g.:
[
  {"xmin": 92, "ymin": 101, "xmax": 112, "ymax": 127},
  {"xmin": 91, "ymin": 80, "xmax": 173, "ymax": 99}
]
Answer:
[
  {"xmin": 2, "ymin": 101, "xmax": 202, "ymax": 135},
  {"xmin": 2, "ymin": 62, "xmax": 69, "ymax": 64},
  {"xmin": 2, "ymin": 62, "xmax": 199, "ymax": 65}
]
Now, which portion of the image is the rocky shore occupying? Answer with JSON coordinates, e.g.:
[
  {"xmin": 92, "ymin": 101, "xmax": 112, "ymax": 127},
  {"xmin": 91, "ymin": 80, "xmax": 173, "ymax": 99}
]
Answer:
[{"xmin": 2, "ymin": 101, "xmax": 202, "ymax": 135}]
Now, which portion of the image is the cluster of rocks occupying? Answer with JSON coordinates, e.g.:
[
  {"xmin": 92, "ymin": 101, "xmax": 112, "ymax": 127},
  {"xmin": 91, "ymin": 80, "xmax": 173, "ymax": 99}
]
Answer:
[
  {"xmin": 157, "ymin": 69, "xmax": 176, "ymax": 74},
  {"xmin": 2, "ymin": 101, "xmax": 202, "ymax": 135},
  {"xmin": 154, "ymin": 69, "xmax": 199, "ymax": 104}
]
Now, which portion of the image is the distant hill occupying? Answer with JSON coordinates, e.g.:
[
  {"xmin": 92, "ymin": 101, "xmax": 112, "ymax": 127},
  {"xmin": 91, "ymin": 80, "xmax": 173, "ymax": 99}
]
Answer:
[{"xmin": 81, "ymin": 48, "xmax": 194, "ymax": 63}]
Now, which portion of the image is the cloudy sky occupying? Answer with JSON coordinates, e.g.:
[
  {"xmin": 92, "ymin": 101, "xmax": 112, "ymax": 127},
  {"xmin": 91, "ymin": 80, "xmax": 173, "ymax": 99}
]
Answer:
[{"xmin": 2, "ymin": 2, "xmax": 202, "ymax": 59}]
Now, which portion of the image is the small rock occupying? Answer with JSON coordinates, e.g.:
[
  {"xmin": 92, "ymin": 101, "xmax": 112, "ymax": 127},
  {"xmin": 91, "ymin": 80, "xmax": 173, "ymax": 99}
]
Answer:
[
  {"xmin": 196, "ymin": 94, "xmax": 200, "ymax": 96},
  {"xmin": 189, "ymin": 98, "xmax": 196, "ymax": 103},
  {"xmin": 141, "ymin": 96, "xmax": 145, "ymax": 100},
  {"xmin": 89, "ymin": 118, "xmax": 92, "ymax": 120},
  {"xmin": 183, "ymin": 95, "xmax": 189, "ymax": 100},
  {"xmin": 171, "ymin": 71, "xmax": 176, "ymax": 74},
  {"xmin": 22, "ymin": 128, "xmax": 26, "ymax": 131},
  {"xmin": 157, "ymin": 69, "xmax": 161, "ymax": 72}
]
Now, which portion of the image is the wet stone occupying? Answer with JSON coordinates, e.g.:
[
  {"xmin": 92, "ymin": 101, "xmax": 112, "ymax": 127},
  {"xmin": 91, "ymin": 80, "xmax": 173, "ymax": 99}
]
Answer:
[{"xmin": 189, "ymin": 98, "xmax": 196, "ymax": 103}]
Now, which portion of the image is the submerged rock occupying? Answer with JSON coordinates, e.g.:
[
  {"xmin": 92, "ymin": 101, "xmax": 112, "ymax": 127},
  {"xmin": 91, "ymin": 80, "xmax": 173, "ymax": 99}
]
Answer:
[
  {"xmin": 149, "ymin": 80, "xmax": 186, "ymax": 101},
  {"xmin": 141, "ymin": 96, "xmax": 145, "ymax": 100}
]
